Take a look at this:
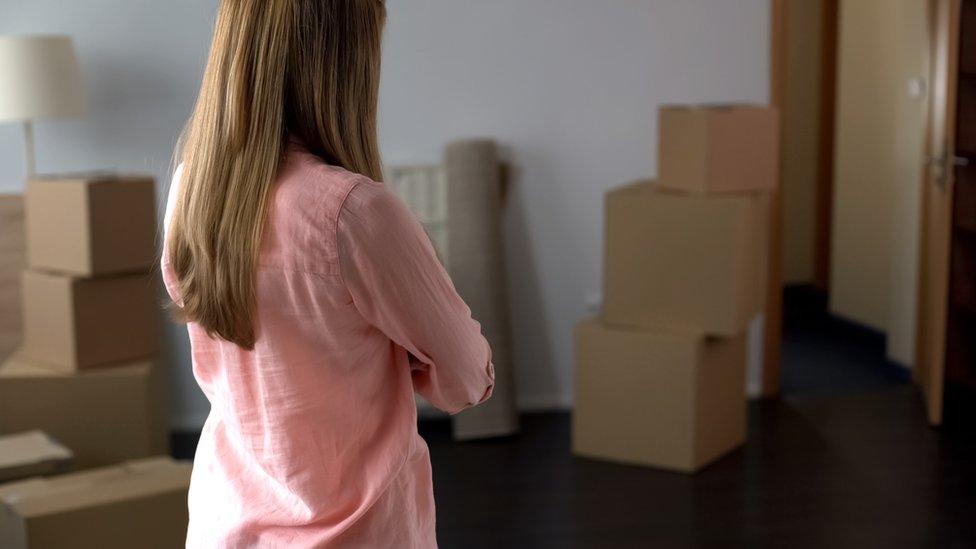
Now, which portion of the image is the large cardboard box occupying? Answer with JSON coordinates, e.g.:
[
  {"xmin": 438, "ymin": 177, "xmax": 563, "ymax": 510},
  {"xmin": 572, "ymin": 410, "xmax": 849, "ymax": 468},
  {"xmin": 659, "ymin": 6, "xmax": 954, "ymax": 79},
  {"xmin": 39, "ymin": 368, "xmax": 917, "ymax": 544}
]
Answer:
[
  {"xmin": 0, "ymin": 457, "xmax": 190, "ymax": 549},
  {"xmin": 572, "ymin": 319, "xmax": 746, "ymax": 473},
  {"xmin": 658, "ymin": 104, "xmax": 778, "ymax": 193},
  {"xmin": 0, "ymin": 355, "xmax": 168, "ymax": 469},
  {"xmin": 25, "ymin": 174, "xmax": 156, "ymax": 277},
  {"xmin": 0, "ymin": 432, "xmax": 72, "ymax": 483},
  {"xmin": 20, "ymin": 270, "xmax": 159, "ymax": 371},
  {"xmin": 0, "ymin": 194, "xmax": 25, "ymax": 362},
  {"xmin": 603, "ymin": 181, "xmax": 767, "ymax": 335}
]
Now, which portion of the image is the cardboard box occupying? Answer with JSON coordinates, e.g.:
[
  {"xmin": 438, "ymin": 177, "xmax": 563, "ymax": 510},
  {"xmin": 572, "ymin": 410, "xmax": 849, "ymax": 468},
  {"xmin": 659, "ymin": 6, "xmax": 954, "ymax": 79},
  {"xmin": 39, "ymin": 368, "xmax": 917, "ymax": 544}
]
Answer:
[
  {"xmin": 0, "ymin": 432, "xmax": 72, "ymax": 483},
  {"xmin": 20, "ymin": 270, "xmax": 159, "ymax": 371},
  {"xmin": 603, "ymin": 181, "xmax": 767, "ymax": 335},
  {"xmin": 658, "ymin": 104, "xmax": 779, "ymax": 193},
  {"xmin": 25, "ymin": 174, "xmax": 156, "ymax": 277},
  {"xmin": 0, "ymin": 194, "xmax": 25, "ymax": 363},
  {"xmin": 572, "ymin": 319, "xmax": 746, "ymax": 473},
  {"xmin": 0, "ymin": 354, "xmax": 168, "ymax": 469},
  {"xmin": 0, "ymin": 457, "xmax": 190, "ymax": 549}
]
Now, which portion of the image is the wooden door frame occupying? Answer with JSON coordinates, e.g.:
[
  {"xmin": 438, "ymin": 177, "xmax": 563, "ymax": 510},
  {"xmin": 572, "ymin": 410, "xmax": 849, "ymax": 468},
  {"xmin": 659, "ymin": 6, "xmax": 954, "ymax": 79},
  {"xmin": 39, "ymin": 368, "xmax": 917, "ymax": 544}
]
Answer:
[
  {"xmin": 815, "ymin": 0, "xmax": 839, "ymax": 292},
  {"xmin": 763, "ymin": 0, "xmax": 786, "ymax": 396},
  {"xmin": 764, "ymin": 0, "xmax": 840, "ymax": 395}
]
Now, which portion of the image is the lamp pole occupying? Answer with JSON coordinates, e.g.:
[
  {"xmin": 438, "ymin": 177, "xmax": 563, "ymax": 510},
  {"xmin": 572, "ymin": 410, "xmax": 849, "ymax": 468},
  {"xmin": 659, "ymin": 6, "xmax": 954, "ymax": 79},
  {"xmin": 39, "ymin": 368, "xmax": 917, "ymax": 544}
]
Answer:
[{"xmin": 22, "ymin": 119, "xmax": 35, "ymax": 178}]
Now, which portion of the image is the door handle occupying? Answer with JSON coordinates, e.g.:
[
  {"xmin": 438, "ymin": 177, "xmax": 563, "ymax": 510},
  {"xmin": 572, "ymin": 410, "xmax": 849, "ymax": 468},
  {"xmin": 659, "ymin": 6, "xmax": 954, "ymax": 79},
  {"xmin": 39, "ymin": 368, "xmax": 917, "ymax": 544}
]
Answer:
[
  {"xmin": 925, "ymin": 153, "xmax": 968, "ymax": 188},
  {"xmin": 925, "ymin": 154, "xmax": 969, "ymax": 167}
]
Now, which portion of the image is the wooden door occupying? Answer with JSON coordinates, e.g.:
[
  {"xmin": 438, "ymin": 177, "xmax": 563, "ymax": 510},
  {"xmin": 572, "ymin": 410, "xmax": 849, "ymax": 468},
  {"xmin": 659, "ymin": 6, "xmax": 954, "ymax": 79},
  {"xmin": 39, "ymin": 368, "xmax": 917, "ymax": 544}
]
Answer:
[
  {"xmin": 916, "ymin": 0, "xmax": 961, "ymax": 426},
  {"xmin": 945, "ymin": 0, "xmax": 976, "ymax": 405}
]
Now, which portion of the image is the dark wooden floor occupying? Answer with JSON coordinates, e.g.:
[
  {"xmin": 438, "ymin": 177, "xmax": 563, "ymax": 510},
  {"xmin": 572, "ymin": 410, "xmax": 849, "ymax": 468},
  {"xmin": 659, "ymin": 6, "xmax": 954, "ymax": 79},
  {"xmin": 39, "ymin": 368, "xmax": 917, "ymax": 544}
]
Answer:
[
  {"xmin": 420, "ymin": 395, "xmax": 976, "ymax": 548},
  {"xmin": 779, "ymin": 286, "xmax": 912, "ymax": 396},
  {"xmin": 173, "ymin": 289, "xmax": 976, "ymax": 547}
]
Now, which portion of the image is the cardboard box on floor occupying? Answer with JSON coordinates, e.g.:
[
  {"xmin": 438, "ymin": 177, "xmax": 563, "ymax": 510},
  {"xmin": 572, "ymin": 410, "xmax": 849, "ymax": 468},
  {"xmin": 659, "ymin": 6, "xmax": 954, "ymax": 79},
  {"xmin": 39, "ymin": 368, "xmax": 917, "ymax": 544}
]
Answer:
[
  {"xmin": 572, "ymin": 319, "xmax": 746, "ymax": 473},
  {"xmin": 0, "ymin": 432, "xmax": 72, "ymax": 484},
  {"xmin": 658, "ymin": 104, "xmax": 779, "ymax": 194},
  {"xmin": 0, "ymin": 457, "xmax": 190, "ymax": 549},
  {"xmin": 20, "ymin": 270, "xmax": 159, "ymax": 371},
  {"xmin": 0, "ymin": 194, "xmax": 25, "ymax": 362},
  {"xmin": 0, "ymin": 354, "xmax": 168, "ymax": 469},
  {"xmin": 603, "ymin": 181, "xmax": 767, "ymax": 336},
  {"xmin": 25, "ymin": 174, "xmax": 157, "ymax": 277}
]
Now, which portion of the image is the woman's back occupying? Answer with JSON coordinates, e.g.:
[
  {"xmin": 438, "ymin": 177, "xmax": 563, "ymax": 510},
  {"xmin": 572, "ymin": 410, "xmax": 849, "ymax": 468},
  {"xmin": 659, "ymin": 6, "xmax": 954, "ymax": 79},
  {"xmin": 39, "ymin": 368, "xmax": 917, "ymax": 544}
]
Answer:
[{"xmin": 163, "ymin": 142, "xmax": 494, "ymax": 547}]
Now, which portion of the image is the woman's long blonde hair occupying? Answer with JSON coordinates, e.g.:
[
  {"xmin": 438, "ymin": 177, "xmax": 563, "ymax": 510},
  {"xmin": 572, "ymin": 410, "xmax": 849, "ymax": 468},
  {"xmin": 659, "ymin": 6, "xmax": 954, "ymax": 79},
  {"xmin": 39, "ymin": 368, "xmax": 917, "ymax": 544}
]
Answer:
[{"xmin": 167, "ymin": 0, "xmax": 386, "ymax": 349}]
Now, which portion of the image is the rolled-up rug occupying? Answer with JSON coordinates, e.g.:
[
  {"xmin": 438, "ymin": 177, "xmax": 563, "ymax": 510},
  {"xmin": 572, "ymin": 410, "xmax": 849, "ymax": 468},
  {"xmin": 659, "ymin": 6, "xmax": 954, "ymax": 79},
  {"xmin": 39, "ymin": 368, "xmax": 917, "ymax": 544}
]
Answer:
[{"xmin": 444, "ymin": 138, "xmax": 519, "ymax": 440}]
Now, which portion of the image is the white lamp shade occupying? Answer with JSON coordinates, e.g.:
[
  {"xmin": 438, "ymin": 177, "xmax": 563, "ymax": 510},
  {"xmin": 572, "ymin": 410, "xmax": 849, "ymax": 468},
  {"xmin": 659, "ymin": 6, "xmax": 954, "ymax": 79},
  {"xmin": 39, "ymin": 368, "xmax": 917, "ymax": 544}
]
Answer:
[{"xmin": 0, "ymin": 35, "xmax": 87, "ymax": 122}]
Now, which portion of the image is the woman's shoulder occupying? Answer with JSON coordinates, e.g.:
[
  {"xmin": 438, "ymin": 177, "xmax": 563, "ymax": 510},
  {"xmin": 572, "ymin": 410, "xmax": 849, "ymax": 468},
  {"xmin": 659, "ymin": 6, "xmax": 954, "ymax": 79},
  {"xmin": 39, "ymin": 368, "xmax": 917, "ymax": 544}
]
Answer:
[
  {"xmin": 337, "ymin": 173, "xmax": 397, "ymax": 221},
  {"xmin": 279, "ymin": 146, "xmax": 367, "ymax": 216},
  {"xmin": 259, "ymin": 147, "xmax": 379, "ymax": 273},
  {"xmin": 281, "ymin": 143, "xmax": 407, "ymax": 230}
]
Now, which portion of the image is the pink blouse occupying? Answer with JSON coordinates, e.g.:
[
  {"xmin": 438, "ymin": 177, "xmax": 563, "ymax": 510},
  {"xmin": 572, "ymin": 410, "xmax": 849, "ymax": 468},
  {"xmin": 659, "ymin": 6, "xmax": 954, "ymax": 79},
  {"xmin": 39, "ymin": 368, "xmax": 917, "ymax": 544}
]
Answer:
[{"xmin": 161, "ymin": 142, "xmax": 494, "ymax": 548}]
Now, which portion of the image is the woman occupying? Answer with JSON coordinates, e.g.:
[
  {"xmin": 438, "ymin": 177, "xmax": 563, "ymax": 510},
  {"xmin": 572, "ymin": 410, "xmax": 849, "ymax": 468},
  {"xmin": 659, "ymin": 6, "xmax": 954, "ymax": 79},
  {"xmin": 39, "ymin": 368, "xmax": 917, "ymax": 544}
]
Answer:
[{"xmin": 161, "ymin": 1, "xmax": 494, "ymax": 547}]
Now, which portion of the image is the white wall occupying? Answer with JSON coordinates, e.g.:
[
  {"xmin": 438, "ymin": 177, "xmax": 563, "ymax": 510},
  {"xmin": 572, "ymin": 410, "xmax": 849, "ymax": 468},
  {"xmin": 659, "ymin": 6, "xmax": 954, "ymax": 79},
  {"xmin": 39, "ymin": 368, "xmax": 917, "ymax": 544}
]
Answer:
[
  {"xmin": 885, "ymin": 0, "xmax": 928, "ymax": 366},
  {"xmin": 830, "ymin": 0, "xmax": 927, "ymax": 366},
  {"xmin": 831, "ymin": 0, "xmax": 896, "ymax": 331},
  {"xmin": 0, "ymin": 0, "xmax": 770, "ymax": 429}
]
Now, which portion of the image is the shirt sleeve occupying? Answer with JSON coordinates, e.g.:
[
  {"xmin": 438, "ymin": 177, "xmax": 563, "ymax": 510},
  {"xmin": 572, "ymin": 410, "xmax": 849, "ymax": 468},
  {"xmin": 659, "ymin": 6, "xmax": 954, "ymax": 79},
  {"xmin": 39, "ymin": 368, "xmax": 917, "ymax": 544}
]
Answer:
[{"xmin": 337, "ymin": 179, "xmax": 494, "ymax": 415}]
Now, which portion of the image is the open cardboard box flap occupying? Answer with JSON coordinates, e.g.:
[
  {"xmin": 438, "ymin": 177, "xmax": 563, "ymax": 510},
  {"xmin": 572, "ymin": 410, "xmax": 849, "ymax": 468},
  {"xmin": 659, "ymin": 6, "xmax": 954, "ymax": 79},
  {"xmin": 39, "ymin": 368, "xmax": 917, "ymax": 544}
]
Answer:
[
  {"xmin": 0, "ymin": 457, "xmax": 190, "ymax": 518},
  {"xmin": 0, "ymin": 432, "xmax": 72, "ymax": 471},
  {"xmin": 0, "ymin": 432, "xmax": 72, "ymax": 484}
]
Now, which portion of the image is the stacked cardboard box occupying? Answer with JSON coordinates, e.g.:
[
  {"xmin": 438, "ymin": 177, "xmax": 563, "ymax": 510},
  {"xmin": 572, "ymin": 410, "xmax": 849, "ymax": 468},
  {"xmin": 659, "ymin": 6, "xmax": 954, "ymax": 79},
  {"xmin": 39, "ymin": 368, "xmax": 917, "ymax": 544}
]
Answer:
[
  {"xmin": 0, "ymin": 174, "xmax": 167, "ymax": 468},
  {"xmin": 573, "ymin": 105, "xmax": 777, "ymax": 473},
  {"xmin": 0, "ymin": 457, "xmax": 191, "ymax": 549},
  {"xmin": 0, "ymin": 194, "xmax": 25, "ymax": 362},
  {"xmin": 0, "ymin": 355, "xmax": 168, "ymax": 470}
]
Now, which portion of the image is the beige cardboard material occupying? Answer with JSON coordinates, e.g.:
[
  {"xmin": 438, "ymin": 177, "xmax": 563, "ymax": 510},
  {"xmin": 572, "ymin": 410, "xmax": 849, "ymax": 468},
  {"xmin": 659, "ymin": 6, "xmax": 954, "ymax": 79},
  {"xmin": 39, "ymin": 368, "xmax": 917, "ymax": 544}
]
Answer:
[
  {"xmin": 0, "ymin": 195, "xmax": 25, "ymax": 363},
  {"xmin": 445, "ymin": 139, "xmax": 519, "ymax": 440},
  {"xmin": 0, "ymin": 354, "xmax": 168, "ymax": 469},
  {"xmin": 20, "ymin": 270, "xmax": 159, "ymax": 371},
  {"xmin": 603, "ymin": 181, "xmax": 768, "ymax": 335},
  {"xmin": 0, "ymin": 457, "xmax": 191, "ymax": 549},
  {"xmin": 25, "ymin": 174, "xmax": 156, "ymax": 277},
  {"xmin": 658, "ymin": 104, "xmax": 779, "ymax": 193},
  {"xmin": 572, "ymin": 319, "xmax": 746, "ymax": 473},
  {"xmin": 0, "ymin": 432, "xmax": 72, "ymax": 483}
]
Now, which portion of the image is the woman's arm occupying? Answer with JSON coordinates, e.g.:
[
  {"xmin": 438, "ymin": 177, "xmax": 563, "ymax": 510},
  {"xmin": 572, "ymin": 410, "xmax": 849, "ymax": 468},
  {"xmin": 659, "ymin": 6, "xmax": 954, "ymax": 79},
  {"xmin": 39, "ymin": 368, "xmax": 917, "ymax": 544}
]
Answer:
[{"xmin": 337, "ymin": 179, "xmax": 494, "ymax": 414}]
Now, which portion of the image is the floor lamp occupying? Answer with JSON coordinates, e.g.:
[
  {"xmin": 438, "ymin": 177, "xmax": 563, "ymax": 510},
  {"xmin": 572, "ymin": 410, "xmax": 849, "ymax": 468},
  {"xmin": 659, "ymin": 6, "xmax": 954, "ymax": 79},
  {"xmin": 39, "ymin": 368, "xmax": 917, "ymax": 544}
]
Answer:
[{"xmin": 0, "ymin": 35, "xmax": 87, "ymax": 178}]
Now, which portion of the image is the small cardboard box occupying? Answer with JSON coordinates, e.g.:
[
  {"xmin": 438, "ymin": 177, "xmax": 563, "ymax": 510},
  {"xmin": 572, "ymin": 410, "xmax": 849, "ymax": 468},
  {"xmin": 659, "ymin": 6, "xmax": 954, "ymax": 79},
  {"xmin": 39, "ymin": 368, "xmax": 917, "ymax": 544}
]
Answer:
[
  {"xmin": 0, "ymin": 194, "xmax": 26, "ymax": 362},
  {"xmin": 603, "ymin": 181, "xmax": 767, "ymax": 335},
  {"xmin": 20, "ymin": 270, "xmax": 159, "ymax": 371},
  {"xmin": 25, "ymin": 174, "xmax": 156, "ymax": 277},
  {"xmin": 0, "ymin": 354, "xmax": 168, "ymax": 469},
  {"xmin": 572, "ymin": 319, "xmax": 746, "ymax": 473},
  {"xmin": 658, "ymin": 104, "xmax": 779, "ymax": 193},
  {"xmin": 0, "ymin": 457, "xmax": 191, "ymax": 549},
  {"xmin": 0, "ymin": 432, "xmax": 72, "ymax": 483}
]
